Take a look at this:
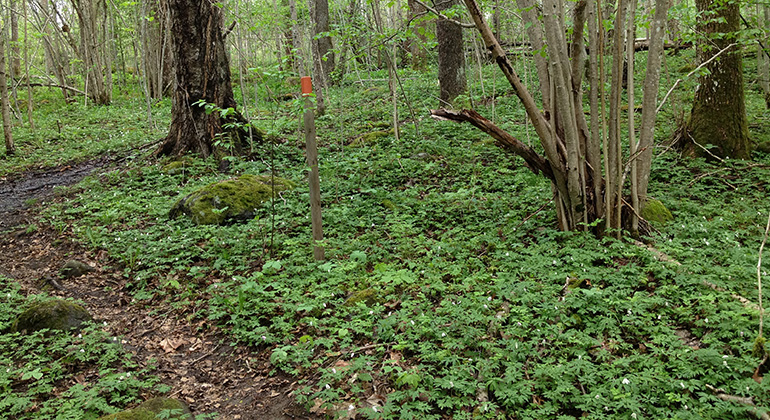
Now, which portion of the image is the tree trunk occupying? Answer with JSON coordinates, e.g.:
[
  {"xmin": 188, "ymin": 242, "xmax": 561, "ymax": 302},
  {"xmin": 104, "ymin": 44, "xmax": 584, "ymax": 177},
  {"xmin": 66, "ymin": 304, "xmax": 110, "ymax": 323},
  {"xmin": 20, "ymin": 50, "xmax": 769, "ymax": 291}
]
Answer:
[
  {"xmin": 436, "ymin": 0, "xmax": 466, "ymax": 105},
  {"xmin": 141, "ymin": 0, "xmax": 173, "ymax": 100},
  {"xmin": 407, "ymin": 0, "xmax": 428, "ymax": 70},
  {"xmin": 0, "ymin": 36, "xmax": 14, "ymax": 156},
  {"xmin": 71, "ymin": 0, "xmax": 112, "ymax": 105},
  {"xmin": 759, "ymin": 3, "xmax": 770, "ymax": 108},
  {"xmin": 157, "ymin": 0, "xmax": 258, "ymax": 158},
  {"xmin": 311, "ymin": 0, "xmax": 335, "ymax": 86},
  {"xmin": 434, "ymin": 0, "xmax": 667, "ymax": 236},
  {"xmin": 10, "ymin": 0, "xmax": 20, "ymax": 78},
  {"xmin": 687, "ymin": 0, "xmax": 751, "ymax": 159},
  {"xmin": 31, "ymin": 0, "xmax": 73, "ymax": 102}
]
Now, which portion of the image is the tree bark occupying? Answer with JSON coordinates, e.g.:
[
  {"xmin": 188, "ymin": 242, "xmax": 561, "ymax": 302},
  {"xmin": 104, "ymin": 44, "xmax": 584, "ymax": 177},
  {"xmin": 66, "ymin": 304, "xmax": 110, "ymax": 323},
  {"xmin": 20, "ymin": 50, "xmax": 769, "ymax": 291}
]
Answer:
[
  {"xmin": 436, "ymin": 0, "xmax": 466, "ymax": 104},
  {"xmin": 759, "ymin": 3, "xmax": 770, "ymax": 108},
  {"xmin": 157, "ymin": 0, "xmax": 258, "ymax": 158},
  {"xmin": 10, "ymin": 0, "xmax": 20, "ymax": 78},
  {"xmin": 71, "ymin": 0, "xmax": 112, "ymax": 105},
  {"xmin": 141, "ymin": 0, "xmax": 173, "ymax": 100},
  {"xmin": 688, "ymin": 0, "xmax": 751, "ymax": 159},
  {"xmin": 407, "ymin": 0, "xmax": 428, "ymax": 70},
  {"xmin": 311, "ymin": 0, "xmax": 335, "ymax": 86},
  {"xmin": 0, "ymin": 36, "xmax": 14, "ymax": 155}
]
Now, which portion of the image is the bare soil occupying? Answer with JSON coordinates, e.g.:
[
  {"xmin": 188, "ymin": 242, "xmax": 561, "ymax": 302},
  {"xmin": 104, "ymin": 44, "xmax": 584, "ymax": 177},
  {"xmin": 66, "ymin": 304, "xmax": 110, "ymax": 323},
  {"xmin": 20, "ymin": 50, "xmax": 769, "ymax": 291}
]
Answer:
[{"xmin": 0, "ymin": 160, "xmax": 319, "ymax": 419}]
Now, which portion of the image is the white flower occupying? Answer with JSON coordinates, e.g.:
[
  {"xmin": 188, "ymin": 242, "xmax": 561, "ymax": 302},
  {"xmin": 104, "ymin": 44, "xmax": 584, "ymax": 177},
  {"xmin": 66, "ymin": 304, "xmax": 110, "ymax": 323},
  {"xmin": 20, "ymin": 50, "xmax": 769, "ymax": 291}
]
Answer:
[
  {"xmin": 680, "ymin": 382, "xmax": 685, "ymax": 389},
  {"xmin": 373, "ymin": 406, "xmax": 378, "ymax": 412},
  {"xmin": 348, "ymin": 404, "xmax": 355, "ymax": 411},
  {"xmin": 325, "ymin": 384, "xmax": 330, "ymax": 389},
  {"xmin": 622, "ymin": 378, "xmax": 630, "ymax": 385},
  {"xmin": 332, "ymin": 368, "xmax": 337, "ymax": 374},
  {"xmin": 80, "ymin": 349, "xmax": 85, "ymax": 353}
]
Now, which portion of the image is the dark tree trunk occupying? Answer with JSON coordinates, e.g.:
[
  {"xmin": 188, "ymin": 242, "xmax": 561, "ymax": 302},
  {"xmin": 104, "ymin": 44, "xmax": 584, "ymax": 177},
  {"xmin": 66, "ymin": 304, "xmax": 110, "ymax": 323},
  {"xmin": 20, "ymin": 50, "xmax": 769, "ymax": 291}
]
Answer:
[
  {"xmin": 157, "ymin": 0, "xmax": 257, "ymax": 158},
  {"xmin": 688, "ymin": 0, "xmax": 751, "ymax": 159},
  {"xmin": 436, "ymin": 0, "xmax": 466, "ymax": 104}
]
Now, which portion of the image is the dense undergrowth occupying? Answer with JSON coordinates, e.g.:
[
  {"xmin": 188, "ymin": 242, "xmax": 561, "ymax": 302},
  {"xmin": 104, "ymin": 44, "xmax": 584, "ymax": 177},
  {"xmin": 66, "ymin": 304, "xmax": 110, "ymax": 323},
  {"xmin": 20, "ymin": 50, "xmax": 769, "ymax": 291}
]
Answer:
[
  {"xmin": 2, "ymin": 49, "xmax": 770, "ymax": 419},
  {"xmin": 0, "ymin": 281, "xmax": 166, "ymax": 419}
]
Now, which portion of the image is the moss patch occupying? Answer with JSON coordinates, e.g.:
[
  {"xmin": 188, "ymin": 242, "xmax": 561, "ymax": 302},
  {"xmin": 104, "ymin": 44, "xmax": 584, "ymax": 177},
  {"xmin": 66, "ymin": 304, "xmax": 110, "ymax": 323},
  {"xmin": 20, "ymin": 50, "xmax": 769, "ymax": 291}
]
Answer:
[
  {"xmin": 13, "ymin": 299, "xmax": 92, "ymax": 334},
  {"xmin": 99, "ymin": 397, "xmax": 191, "ymax": 420},
  {"xmin": 344, "ymin": 288, "xmax": 380, "ymax": 307},
  {"xmin": 169, "ymin": 174, "xmax": 294, "ymax": 225},
  {"xmin": 641, "ymin": 198, "xmax": 673, "ymax": 224},
  {"xmin": 350, "ymin": 130, "xmax": 393, "ymax": 148},
  {"xmin": 161, "ymin": 160, "xmax": 191, "ymax": 175}
]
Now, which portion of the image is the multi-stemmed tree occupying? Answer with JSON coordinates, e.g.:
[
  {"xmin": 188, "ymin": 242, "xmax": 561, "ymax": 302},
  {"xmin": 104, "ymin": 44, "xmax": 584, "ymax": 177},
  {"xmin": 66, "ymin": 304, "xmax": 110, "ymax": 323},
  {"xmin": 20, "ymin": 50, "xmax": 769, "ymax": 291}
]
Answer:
[{"xmin": 433, "ymin": 0, "xmax": 671, "ymax": 236}]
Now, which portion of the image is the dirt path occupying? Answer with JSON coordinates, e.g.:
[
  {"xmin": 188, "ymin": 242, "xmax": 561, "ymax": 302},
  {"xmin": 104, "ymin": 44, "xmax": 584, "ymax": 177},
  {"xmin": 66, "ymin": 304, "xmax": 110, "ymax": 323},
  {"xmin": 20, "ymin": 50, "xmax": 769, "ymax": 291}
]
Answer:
[{"xmin": 0, "ymin": 161, "xmax": 317, "ymax": 419}]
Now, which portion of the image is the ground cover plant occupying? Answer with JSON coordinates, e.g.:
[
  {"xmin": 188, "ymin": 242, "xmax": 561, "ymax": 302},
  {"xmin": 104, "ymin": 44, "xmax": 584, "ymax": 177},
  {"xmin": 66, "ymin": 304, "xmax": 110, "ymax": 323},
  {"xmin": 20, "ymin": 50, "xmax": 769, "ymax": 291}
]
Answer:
[
  {"xmin": 0, "ymin": 279, "xmax": 165, "ymax": 419},
  {"xmin": 2, "ymin": 47, "xmax": 770, "ymax": 419}
]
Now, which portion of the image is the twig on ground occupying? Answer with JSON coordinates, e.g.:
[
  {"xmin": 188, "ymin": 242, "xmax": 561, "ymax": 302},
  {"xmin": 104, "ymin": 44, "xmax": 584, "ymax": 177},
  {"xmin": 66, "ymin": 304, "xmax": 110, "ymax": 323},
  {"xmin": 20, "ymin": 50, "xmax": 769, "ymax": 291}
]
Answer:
[
  {"xmin": 758, "ymin": 211, "xmax": 770, "ymax": 337},
  {"xmin": 705, "ymin": 384, "xmax": 770, "ymax": 420}
]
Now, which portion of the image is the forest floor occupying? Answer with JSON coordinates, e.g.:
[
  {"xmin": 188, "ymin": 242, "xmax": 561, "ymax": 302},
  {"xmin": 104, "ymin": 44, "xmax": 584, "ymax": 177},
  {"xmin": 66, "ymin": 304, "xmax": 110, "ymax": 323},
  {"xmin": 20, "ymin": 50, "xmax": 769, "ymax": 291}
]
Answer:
[{"xmin": 0, "ymin": 159, "xmax": 319, "ymax": 419}]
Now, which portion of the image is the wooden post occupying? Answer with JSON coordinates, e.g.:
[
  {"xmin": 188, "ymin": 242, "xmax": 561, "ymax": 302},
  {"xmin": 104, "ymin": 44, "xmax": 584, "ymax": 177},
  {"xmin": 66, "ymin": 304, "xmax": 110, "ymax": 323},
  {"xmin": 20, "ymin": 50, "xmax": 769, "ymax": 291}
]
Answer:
[{"xmin": 302, "ymin": 76, "xmax": 324, "ymax": 261}]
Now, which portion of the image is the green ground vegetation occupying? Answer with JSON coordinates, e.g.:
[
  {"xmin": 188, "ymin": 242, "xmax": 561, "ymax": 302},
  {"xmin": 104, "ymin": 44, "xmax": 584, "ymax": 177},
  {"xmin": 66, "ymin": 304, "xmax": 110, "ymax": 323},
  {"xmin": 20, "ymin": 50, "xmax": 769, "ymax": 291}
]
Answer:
[{"xmin": 2, "ymin": 49, "xmax": 770, "ymax": 419}]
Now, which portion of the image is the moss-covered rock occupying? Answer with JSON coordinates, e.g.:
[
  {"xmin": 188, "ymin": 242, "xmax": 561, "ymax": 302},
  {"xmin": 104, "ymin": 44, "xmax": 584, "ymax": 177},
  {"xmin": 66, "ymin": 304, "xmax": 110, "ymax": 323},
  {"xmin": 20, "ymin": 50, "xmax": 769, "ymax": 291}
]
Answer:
[
  {"xmin": 755, "ymin": 141, "xmax": 770, "ymax": 154},
  {"xmin": 169, "ymin": 174, "xmax": 294, "ymax": 225},
  {"xmin": 349, "ymin": 130, "xmax": 393, "ymax": 148},
  {"xmin": 641, "ymin": 198, "xmax": 673, "ymax": 224},
  {"xmin": 12, "ymin": 299, "xmax": 92, "ymax": 334},
  {"xmin": 60, "ymin": 260, "xmax": 95, "ymax": 278},
  {"xmin": 344, "ymin": 288, "xmax": 380, "ymax": 307},
  {"xmin": 99, "ymin": 397, "xmax": 191, "ymax": 420},
  {"xmin": 161, "ymin": 160, "xmax": 191, "ymax": 175}
]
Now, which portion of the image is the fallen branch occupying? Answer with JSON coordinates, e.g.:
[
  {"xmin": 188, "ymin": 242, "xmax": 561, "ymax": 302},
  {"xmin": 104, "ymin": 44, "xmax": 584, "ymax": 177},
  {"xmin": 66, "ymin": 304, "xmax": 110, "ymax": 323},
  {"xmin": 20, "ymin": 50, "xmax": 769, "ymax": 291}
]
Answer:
[
  {"xmin": 758, "ymin": 211, "xmax": 770, "ymax": 337},
  {"xmin": 706, "ymin": 384, "xmax": 770, "ymax": 420},
  {"xmin": 430, "ymin": 108, "xmax": 554, "ymax": 180}
]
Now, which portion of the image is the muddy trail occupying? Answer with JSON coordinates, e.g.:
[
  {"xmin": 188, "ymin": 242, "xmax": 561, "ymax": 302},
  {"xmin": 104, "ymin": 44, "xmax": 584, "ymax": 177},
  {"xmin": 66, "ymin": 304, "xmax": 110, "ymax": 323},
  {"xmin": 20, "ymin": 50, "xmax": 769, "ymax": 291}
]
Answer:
[
  {"xmin": 0, "ymin": 158, "xmax": 109, "ymax": 230},
  {"xmin": 0, "ymin": 160, "xmax": 317, "ymax": 419}
]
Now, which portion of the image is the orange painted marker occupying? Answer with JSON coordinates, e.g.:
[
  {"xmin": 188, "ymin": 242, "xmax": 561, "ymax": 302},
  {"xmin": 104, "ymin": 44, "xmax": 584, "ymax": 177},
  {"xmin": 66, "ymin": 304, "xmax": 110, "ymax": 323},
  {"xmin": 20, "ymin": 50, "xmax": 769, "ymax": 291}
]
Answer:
[{"xmin": 301, "ymin": 76, "xmax": 313, "ymax": 96}]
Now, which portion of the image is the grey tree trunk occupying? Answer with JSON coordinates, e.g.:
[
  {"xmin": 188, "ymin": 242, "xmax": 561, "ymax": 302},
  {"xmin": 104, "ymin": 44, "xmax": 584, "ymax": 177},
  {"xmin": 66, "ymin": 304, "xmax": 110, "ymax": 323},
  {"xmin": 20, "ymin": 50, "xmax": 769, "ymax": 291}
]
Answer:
[
  {"xmin": 759, "ymin": 3, "xmax": 770, "ymax": 108},
  {"xmin": 141, "ymin": 0, "xmax": 173, "ymax": 100},
  {"xmin": 436, "ymin": 0, "xmax": 466, "ymax": 104},
  {"xmin": 0, "ymin": 36, "xmax": 14, "ymax": 156},
  {"xmin": 71, "ymin": 0, "xmax": 112, "ymax": 105},
  {"xmin": 311, "ymin": 0, "xmax": 335, "ymax": 86}
]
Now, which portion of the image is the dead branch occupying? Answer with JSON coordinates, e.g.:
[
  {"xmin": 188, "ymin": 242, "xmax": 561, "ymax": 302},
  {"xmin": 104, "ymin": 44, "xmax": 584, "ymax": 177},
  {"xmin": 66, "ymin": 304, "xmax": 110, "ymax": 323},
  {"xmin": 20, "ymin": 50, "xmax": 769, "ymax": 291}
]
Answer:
[
  {"xmin": 430, "ymin": 108, "xmax": 554, "ymax": 180},
  {"xmin": 705, "ymin": 384, "xmax": 770, "ymax": 420}
]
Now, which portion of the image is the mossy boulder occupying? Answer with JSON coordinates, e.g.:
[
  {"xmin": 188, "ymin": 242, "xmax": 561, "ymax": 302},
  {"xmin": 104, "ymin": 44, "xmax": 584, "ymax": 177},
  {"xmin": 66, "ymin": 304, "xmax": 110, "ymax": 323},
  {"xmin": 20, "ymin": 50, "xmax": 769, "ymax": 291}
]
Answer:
[
  {"xmin": 169, "ymin": 174, "xmax": 294, "ymax": 225},
  {"xmin": 161, "ymin": 160, "xmax": 191, "ymax": 175},
  {"xmin": 99, "ymin": 397, "xmax": 191, "ymax": 420},
  {"xmin": 350, "ymin": 130, "xmax": 393, "ymax": 148},
  {"xmin": 755, "ymin": 141, "xmax": 770, "ymax": 154},
  {"xmin": 344, "ymin": 288, "xmax": 380, "ymax": 307},
  {"xmin": 12, "ymin": 299, "xmax": 92, "ymax": 334},
  {"xmin": 641, "ymin": 198, "xmax": 673, "ymax": 224}
]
